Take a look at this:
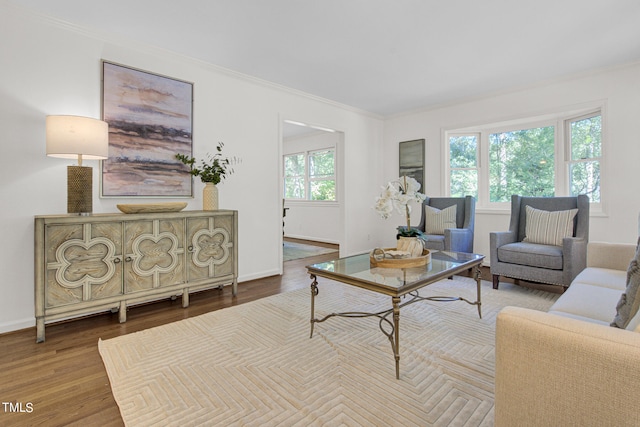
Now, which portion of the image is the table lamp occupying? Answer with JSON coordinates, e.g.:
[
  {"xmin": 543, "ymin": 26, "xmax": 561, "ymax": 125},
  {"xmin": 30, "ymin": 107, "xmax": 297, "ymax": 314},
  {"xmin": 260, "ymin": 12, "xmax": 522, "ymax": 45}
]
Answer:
[{"xmin": 46, "ymin": 115, "xmax": 109, "ymax": 214}]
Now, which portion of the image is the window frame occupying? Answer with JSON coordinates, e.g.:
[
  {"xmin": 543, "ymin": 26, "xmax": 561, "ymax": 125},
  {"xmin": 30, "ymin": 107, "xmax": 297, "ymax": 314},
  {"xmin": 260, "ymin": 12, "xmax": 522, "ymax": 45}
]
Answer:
[
  {"xmin": 444, "ymin": 106, "xmax": 604, "ymax": 212},
  {"xmin": 283, "ymin": 147, "xmax": 337, "ymax": 203},
  {"xmin": 307, "ymin": 148, "xmax": 337, "ymax": 201},
  {"xmin": 283, "ymin": 151, "xmax": 306, "ymax": 200},
  {"xmin": 446, "ymin": 132, "xmax": 480, "ymax": 200},
  {"xmin": 565, "ymin": 111, "xmax": 603, "ymax": 211}
]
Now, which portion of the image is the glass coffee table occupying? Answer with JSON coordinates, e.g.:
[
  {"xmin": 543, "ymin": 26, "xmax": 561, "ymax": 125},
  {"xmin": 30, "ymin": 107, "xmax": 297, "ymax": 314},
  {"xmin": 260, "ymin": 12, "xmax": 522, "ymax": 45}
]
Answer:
[{"xmin": 306, "ymin": 250, "xmax": 485, "ymax": 379}]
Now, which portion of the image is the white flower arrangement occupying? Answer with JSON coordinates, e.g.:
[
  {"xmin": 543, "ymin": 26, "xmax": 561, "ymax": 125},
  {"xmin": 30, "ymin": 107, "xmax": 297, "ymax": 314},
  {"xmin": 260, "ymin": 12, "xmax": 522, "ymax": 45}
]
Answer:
[{"xmin": 374, "ymin": 176, "xmax": 427, "ymax": 237}]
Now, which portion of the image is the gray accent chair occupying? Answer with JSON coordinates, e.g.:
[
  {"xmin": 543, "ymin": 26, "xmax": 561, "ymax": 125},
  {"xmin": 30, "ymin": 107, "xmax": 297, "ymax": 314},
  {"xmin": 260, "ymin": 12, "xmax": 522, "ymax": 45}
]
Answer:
[
  {"xmin": 490, "ymin": 195, "xmax": 589, "ymax": 290},
  {"xmin": 416, "ymin": 196, "xmax": 476, "ymax": 253}
]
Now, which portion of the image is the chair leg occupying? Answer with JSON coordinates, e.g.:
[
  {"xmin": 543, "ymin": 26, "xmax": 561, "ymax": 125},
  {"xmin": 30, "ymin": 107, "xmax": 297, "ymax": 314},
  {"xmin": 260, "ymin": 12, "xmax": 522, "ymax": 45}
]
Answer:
[{"xmin": 492, "ymin": 274, "xmax": 500, "ymax": 289}]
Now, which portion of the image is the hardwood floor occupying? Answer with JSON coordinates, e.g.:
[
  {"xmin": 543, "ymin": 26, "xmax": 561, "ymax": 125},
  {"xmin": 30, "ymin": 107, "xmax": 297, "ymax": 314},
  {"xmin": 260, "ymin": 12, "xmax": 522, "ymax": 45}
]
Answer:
[
  {"xmin": 0, "ymin": 241, "xmax": 556, "ymax": 426},
  {"xmin": 0, "ymin": 248, "xmax": 333, "ymax": 426}
]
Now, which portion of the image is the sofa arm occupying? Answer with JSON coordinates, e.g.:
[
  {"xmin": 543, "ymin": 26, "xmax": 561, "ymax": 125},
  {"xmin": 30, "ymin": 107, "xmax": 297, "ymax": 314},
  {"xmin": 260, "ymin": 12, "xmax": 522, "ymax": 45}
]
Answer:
[
  {"xmin": 587, "ymin": 241, "xmax": 637, "ymax": 270},
  {"xmin": 495, "ymin": 306, "xmax": 640, "ymax": 427}
]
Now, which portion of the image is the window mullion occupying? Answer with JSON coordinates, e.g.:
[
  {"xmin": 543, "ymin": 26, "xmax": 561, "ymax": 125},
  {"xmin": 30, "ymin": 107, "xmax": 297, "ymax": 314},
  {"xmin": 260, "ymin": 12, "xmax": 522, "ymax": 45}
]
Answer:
[
  {"xmin": 478, "ymin": 132, "xmax": 491, "ymax": 207},
  {"xmin": 555, "ymin": 120, "xmax": 567, "ymax": 196}
]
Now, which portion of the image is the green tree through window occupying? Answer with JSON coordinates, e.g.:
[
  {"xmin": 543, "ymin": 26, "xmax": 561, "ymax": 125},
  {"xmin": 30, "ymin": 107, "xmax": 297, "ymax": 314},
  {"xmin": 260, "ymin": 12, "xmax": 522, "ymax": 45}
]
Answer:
[
  {"xmin": 284, "ymin": 149, "xmax": 336, "ymax": 201},
  {"xmin": 447, "ymin": 110, "xmax": 602, "ymax": 207},
  {"xmin": 489, "ymin": 126, "xmax": 555, "ymax": 202},
  {"xmin": 309, "ymin": 150, "xmax": 336, "ymax": 201},
  {"xmin": 284, "ymin": 153, "xmax": 305, "ymax": 199},
  {"xmin": 568, "ymin": 114, "xmax": 601, "ymax": 202},
  {"xmin": 449, "ymin": 135, "xmax": 478, "ymax": 198}
]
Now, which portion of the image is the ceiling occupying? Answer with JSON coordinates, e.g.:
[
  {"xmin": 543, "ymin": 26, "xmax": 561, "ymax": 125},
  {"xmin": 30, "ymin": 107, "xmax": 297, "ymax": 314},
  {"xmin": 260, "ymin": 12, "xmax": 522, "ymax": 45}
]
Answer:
[{"xmin": 9, "ymin": 0, "xmax": 640, "ymax": 116}]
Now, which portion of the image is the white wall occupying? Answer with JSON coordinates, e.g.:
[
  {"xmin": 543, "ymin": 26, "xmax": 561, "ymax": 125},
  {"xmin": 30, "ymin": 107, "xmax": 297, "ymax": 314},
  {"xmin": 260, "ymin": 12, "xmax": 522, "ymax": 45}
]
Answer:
[
  {"xmin": 283, "ymin": 131, "xmax": 341, "ymax": 243},
  {"xmin": 384, "ymin": 62, "xmax": 640, "ymax": 263},
  {"xmin": 0, "ymin": 3, "xmax": 384, "ymax": 333}
]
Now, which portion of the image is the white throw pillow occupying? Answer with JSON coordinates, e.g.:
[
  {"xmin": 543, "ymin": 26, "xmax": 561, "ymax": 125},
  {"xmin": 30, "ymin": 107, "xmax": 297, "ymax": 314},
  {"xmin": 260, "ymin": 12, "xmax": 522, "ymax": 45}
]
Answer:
[
  {"xmin": 523, "ymin": 205, "xmax": 578, "ymax": 246},
  {"xmin": 424, "ymin": 205, "xmax": 457, "ymax": 235}
]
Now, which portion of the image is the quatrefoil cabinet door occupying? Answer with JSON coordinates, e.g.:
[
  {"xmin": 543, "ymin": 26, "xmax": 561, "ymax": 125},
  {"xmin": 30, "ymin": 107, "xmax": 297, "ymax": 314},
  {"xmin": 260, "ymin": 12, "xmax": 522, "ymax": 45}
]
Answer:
[
  {"xmin": 186, "ymin": 215, "xmax": 235, "ymax": 283},
  {"xmin": 123, "ymin": 218, "xmax": 186, "ymax": 293},
  {"xmin": 44, "ymin": 222, "xmax": 123, "ymax": 308}
]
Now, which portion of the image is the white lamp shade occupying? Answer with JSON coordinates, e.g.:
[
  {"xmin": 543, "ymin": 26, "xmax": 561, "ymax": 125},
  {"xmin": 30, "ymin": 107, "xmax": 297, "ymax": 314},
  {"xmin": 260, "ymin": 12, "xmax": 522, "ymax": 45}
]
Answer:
[{"xmin": 46, "ymin": 115, "xmax": 109, "ymax": 160}]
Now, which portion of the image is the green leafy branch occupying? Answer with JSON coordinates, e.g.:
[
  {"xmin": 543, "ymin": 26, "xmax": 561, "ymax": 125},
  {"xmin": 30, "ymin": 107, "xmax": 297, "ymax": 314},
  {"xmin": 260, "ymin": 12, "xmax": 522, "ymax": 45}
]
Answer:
[{"xmin": 175, "ymin": 142, "xmax": 240, "ymax": 185}]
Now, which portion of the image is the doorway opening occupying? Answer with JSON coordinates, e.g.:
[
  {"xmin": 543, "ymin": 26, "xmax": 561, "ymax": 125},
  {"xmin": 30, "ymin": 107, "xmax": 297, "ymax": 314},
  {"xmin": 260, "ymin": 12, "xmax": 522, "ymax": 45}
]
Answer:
[{"xmin": 281, "ymin": 120, "xmax": 344, "ymax": 265}]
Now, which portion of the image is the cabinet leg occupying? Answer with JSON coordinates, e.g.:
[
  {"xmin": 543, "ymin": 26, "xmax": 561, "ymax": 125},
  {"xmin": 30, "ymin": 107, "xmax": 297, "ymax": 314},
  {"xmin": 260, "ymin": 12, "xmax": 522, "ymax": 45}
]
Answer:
[
  {"xmin": 182, "ymin": 289, "xmax": 189, "ymax": 308},
  {"xmin": 118, "ymin": 301, "xmax": 127, "ymax": 323},
  {"xmin": 36, "ymin": 318, "xmax": 45, "ymax": 343}
]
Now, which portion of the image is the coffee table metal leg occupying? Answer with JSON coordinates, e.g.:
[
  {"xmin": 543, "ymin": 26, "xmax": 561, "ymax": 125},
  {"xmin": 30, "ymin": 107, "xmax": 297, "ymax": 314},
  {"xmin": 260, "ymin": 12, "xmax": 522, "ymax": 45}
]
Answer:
[
  {"xmin": 474, "ymin": 265, "xmax": 482, "ymax": 319},
  {"xmin": 310, "ymin": 274, "xmax": 318, "ymax": 338},
  {"xmin": 392, "ymin": 296, "xmax": 401, "ymax": 379}
]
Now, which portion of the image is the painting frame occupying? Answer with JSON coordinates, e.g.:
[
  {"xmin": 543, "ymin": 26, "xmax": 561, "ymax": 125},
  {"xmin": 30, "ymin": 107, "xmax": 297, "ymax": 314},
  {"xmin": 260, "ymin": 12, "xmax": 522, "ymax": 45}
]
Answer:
[
  {"xmin": 399, "ymin": 139, "xmax": 425, "ymax": 191},
  {"xmin": 100, "ymin": 60, "xmax": 194, "ymax": 198}
]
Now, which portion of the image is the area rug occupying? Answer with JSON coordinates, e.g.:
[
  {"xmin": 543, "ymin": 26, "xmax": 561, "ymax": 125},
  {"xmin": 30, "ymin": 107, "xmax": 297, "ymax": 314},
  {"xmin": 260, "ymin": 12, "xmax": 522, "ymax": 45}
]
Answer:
[
  {"xmin": 283, "ymin": 241, "xmax": 338, "ymax": 261},
  {"xmin": 99, "ymin": 277, "xmax": 559, "ymax": 427}
]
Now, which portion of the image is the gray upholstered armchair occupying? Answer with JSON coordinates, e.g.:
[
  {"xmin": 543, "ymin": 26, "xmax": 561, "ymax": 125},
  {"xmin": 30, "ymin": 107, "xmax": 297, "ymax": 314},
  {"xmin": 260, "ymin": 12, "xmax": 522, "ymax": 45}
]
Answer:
[
  {"xmin": 490, "ymin": 195, "xmax": 589, "ymax": 290},
  {"xmin": 415, "ymin": 196, "xmax": 476, "ymax": 253}
]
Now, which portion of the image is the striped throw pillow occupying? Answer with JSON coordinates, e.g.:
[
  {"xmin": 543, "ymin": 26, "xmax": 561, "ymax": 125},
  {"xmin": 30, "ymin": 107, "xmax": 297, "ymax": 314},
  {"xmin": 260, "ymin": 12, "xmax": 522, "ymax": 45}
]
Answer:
[
  {"xmin": 523, "ymin": 205, "xmax": 578, "ymax": 246},
  {"xmin": 424, "ymin": 205, "xmax": 457, "ymax": 235}
]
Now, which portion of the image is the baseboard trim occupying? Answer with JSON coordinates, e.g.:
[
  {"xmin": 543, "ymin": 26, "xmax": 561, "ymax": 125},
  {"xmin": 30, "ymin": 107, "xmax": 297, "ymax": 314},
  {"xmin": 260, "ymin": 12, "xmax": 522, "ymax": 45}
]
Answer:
[
  {"xmin": 284, "ymin": 234, "xmax": 340, "ymax": 246},
  {"xmin": 0, "ymin": 318, "xmax": 35, "ymax": 335}
]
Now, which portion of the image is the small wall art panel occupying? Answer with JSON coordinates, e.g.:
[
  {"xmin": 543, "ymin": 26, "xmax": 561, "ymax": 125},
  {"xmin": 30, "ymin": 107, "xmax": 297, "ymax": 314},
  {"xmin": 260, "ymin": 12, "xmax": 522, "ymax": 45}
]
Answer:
[
  {"xmin": 101, "ymin": 61, "xmax": 194, "ymax": 197},
  {"xmin": 399, "ymin": 139, "xmax": 425, "ymax": 191}
]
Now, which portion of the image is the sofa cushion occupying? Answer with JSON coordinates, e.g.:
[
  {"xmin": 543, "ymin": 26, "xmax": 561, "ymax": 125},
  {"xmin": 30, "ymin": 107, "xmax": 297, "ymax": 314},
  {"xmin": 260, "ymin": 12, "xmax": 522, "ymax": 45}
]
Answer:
[
  {"xmin": 497, "ymin": 242, "xmax": 563, "ymax": 270},
  {"xmin": 550, "ymin": 283, "xmax": 623, "ymax": 324},
  {"xmin": 523, "ymin": 205, "xmax": 578, "ymax": 246},
  {"xmin": 572, "ymin": 267, "xmax": 627, "ymax": 291},
  {"xmin": 424, "ymin": 205, "xmax": 457, "ymax": 235},
  {"xmin": 611, "ymin": 244, "xmax": 640, "ymax": 328},
  {"xmin": 547, "ymin": 310, "xmax": 611, "ymax": 326}
]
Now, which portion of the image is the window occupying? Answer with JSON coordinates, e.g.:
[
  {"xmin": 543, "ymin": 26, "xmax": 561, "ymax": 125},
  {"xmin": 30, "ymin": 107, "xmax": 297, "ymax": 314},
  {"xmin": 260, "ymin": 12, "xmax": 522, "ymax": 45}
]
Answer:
[
  {"xmin": 449, "ymin": 134, "xmax": 479, "ymax": 199},
  {"xmin": 284, "ymin": 153, "xmax": 305, "ymax": 199},
  {"xmin": 488, "ymin": 126, "xmax": 555, "ymax": 202},
  {"xmin": 308, "ymin": 149, "xmax": 336, "ymax": 201},
  {"xmin": 447, "ymin": 108, "xmax": 603, "ymax": 208},
  {"xmin": 284, "ymin": 148, "xmax": 336, "ymax": 201},
  {"xmin": 567, "ymin": 113, "xmax": 601, "ymax": 202}
]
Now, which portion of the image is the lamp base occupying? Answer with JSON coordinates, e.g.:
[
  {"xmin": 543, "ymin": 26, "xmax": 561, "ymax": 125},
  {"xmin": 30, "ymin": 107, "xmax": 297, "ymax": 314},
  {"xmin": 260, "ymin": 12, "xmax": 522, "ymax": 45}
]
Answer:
[{"xmin": 67, "ymin": 165, "xmax": 93, "ymax": 214}]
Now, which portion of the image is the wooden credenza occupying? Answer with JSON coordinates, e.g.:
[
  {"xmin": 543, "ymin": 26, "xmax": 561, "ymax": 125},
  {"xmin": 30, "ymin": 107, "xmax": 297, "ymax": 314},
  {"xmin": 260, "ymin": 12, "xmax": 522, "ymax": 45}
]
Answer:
[{"xmin": 34, "ymin": 210, "xmax": 238, "ymax": 342}]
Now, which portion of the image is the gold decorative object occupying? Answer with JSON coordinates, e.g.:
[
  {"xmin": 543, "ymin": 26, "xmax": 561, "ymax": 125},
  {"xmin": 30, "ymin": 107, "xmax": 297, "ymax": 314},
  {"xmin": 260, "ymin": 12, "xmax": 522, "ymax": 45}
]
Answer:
[
  {"xmin": 116, "ymin": 202, "xmax": 188, "ymax": 214},
  {"xmin": 67, "ymin": 165, "xmax": 93, "ymax": 213},
  {"xmin": 369, "ymin": 248, "xmax": 431, "ymax": 268}
]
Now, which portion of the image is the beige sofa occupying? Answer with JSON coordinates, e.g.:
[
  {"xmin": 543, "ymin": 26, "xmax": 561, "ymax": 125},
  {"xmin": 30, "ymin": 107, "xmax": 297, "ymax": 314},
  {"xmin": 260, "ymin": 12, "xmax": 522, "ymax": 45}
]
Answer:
[{"xmin": 495, "ymin": 242, "xmax": 640, "ymax": 427}]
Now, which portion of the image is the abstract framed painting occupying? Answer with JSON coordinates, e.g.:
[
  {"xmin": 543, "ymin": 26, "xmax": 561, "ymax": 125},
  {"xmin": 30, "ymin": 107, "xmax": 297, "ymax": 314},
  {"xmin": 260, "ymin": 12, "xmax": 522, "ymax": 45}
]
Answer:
[
  {"xmin": 101, "ymin": 61, "xmax": 194, "ymax": 197},
  {"xmin": 399, "ymin": 139, "xmax": 425, "ymax": 191}
]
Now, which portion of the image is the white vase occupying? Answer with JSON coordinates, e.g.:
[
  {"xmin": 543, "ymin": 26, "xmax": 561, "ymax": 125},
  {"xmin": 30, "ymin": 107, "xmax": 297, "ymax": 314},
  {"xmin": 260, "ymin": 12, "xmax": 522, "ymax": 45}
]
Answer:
[
  {"xmin": 397, "ymin": 236, "xmax": 424, "ymax": 258},
  {"xmin": 202, "ymin": 182, "xmax": 218, "ymax": 211}
]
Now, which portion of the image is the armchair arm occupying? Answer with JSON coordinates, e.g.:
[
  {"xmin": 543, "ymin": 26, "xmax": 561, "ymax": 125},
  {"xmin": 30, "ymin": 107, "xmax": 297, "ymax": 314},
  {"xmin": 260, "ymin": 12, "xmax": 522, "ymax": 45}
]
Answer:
[
  {"xmin": 444, "ymin": 227, "xmax": 473, "ymax": 253},
  {"xmin": 491, "ymin": 230, "xmax": 516, "ymax": 248},
  {"xmin": 562, "ymin": 237, "xmax": 588, "ymax": 284},
  {"xmin": 587, "ymin": 241, "xmax": 637, "ymax": 270},
  {"xmin": 495, "ymin": 307, "xmax": 640, "ymax": 427},
  {"xmin": 490, "ymin": 231, "xmax": 516, "ymax": 268}
]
